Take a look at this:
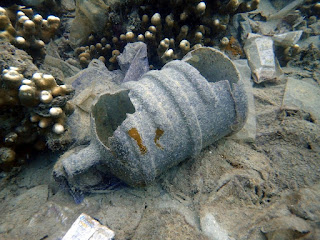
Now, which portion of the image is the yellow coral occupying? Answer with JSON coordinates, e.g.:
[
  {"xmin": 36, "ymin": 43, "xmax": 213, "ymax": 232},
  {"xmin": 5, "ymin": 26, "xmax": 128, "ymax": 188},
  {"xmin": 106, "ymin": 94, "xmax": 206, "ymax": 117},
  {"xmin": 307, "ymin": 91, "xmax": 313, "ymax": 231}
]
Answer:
[
  {"xmin": 0, "ymin": 67, "xmax": 74, "ymax": 171},
  {"xmin": 0, "ymin": 5, "xmax": 60, "ymax": 55},
  {"xmin": 73, "ymin": 0, "xmax": 260, "ymax": 69}
]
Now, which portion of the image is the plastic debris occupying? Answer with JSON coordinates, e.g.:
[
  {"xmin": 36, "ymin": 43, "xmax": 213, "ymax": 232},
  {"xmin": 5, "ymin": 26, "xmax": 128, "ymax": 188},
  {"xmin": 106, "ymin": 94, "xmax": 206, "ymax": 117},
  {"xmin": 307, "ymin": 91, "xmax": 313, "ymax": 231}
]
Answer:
[
  {"xmin": 44, "ymin": 55, "xmax": 81, "ymax": 78},
  {"xmin": 117, "ymin": 42, "xmax": 149, "ymax": 83},
  {"xmin": 230, "ymin": 59, "xmax": 256, "ymax": 142},
  {"xmin": 62, "ymin": 213, "xmax": 115, "ymax": 240},
  {"xmin": 63, "ymin": 42, "xmax": 150, "ymax": 149},
  {"xmin": 65, "ymin": 59, "xmax": 120, "ymax": 146},
  {"xmin": 54, "ymin": 47, "xmax": 248, "ymax": 189}
]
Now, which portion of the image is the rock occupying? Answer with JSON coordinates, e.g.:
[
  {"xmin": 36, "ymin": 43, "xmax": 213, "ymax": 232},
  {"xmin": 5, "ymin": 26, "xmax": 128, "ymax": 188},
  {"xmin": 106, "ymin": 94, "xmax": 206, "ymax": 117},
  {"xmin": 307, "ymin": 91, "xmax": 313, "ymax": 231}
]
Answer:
[
  {"xmin": 188, "ymin": 139, "xmax": 272, "ymax": 203},
  {"xmin": 187, "ymin": 139, "xmax": 276, "ymax": 240},
  {"xmin": 282, "ymin": 11, "xmax": 305, "ymax": 29},
  {"xmin": 44, "ymin": 55, "xmax": 81, "ymax": 78},
  {"xmin": 298, "ymin": 36, "xmax": 320, "ymax": 49},
  {"xmin": 231, "ymin": 14, "xmax": 252, "ymax": 43},
  {"xmin": 261, "ymin": 215, "xmax": 311, "ymax": 240},
  {"xmin": 132, "ymin": 208, "xmax": 206, "ymax": 240},
  {"xmin": 94, "ymin": 189, "xmax": 146, "ymax": 240},
  {"xmin": 15, "ymin": 152, "xmax": 57, "ymax": 189},
  {"xmin": 69, "ymin": 0, "xmax": 110, "ymax": 47},
  {"xmin": 21, "ymin": 0, "xmax": 45, "ymax": 6},
  {"xmin": 279, "ymin": 113, "xmax": 320, "ymax": 151},
  {"xmin": 255, "ymin": 0, "xmax": 277, "ymax": 17},
  {"xmin": 309, "ymin": 21, "xmax": 320, "ymax": 35},
  {"xmin": 61, "ymin": 0, "xmax": 76, "ymax": 11},
  {"xmin": 265, "ymin": 143, "xmax": 320, "ymax": 190},
  {"xmin": 21, "ymin": 197, "xmax": 78, "ymax": 238},
  {"xmin": 287, "ymin": 184, "xmax": 320, "ymax": 222},
  {"xmin": 200, "ymin": 210, "xmax": 232, "ymax": 240},
  {"xmin": 0, "ymin": 185, "xmax": 48, "ymax": 235},
  {"xmin": 11, "ymin": 185, "xmax": 48, "ymax": 213},
  {"xmin": 272, "ymin": 31, "xmax": 303, "ymax": 47},
  {"xmin": 0, "ymin": 42, "xmax": 38, "ymax": 79},
  {"xmin": 66, "ymin": 59, "xmax": 121, "ymax": 97},
  {"xmin": 282, "ymin": 78, "xmax": 320, "ymax": 122}
]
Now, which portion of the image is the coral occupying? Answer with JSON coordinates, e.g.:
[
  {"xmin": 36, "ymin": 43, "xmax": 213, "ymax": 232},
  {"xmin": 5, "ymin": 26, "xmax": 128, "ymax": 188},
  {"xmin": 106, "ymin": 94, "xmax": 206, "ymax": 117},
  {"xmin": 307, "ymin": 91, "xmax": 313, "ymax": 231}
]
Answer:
[
  {"xmin": 283, "ymin": 43, "xmax": 301, "ymax": 61},
  {"xmin": 282, "ymin": 0, "xmax": 320, "ymax": 39},
  {"xmin": 287, "ymin": 43, "xmax": 320, "ymax": 81},
  {"xmin": 0, "ymin": 65, "xmax": 74, "ymax": 172},
  {"xmin": 0, "ymin": 7, "xmax": 16, "ymax": 42},
  {"xmin": 72, "ymin": 0, "xmax": 260, "ymax": 69},
  {"xmin": 0, "ymin": 147, "xmax": 16, "ymax": 172},
  {"xmin": 0, "ymin": 5, "xmax": 60, "ymax": 59}
]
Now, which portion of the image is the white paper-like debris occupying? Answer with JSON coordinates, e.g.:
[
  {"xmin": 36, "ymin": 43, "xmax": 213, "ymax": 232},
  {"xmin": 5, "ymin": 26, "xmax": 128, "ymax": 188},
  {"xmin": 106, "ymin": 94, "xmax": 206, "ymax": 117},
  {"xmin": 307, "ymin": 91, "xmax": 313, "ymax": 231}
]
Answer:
[
  {"xmin": 244, "ymin": 33, "xmax": 280, "ymax": 83},
  {"xmin": 62, "ymin": 213, "xmax": 115, "ymax": 240},
  {"xmin": 255, "ymin": 37, "xmax": 275, "ymax": 67}
]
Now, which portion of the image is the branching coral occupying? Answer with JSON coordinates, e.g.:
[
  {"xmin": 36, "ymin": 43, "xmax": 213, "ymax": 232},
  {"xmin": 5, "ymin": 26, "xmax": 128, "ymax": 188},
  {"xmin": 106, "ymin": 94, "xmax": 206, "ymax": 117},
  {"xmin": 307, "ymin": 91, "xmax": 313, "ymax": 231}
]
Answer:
[
  {"xmin": 72, "ymin": 0, "xmax": 260, "ymax": 69},
  {"xmin": 0, "ymin": 5, "xmax": 60, "ymax": 58},
  {"xmin": 0, "ymin": 67, "xmax": 74, "ymax": 171}
]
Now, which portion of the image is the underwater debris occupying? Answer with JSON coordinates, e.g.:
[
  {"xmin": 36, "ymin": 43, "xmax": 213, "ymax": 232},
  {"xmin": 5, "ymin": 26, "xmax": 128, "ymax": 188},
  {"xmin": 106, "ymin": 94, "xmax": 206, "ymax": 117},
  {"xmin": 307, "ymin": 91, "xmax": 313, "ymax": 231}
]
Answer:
[
  {"xmin": 230, "ymin": 59, "xmax": 256, "ymax": 142},
  {"xmin": 71, "ymin": 0, "xmax": 260, "ymax": 69},
  {"xmin": 62, "ymin": 213, "xmax": 115, "ymax": 240},
  {"xmin": 53, "ymin": 47, "xmax": 248, "ymax": 190},
  {"xmin": 117, "ymin": 42, "xmax": 149, "ymax": 83},
  {"xmin": 0, "ymin": 65, "xmax": 74, "ymax": 171},
  {"xmin": 244, "ymin": 33, "xmax": 281, "ymax": 83}
]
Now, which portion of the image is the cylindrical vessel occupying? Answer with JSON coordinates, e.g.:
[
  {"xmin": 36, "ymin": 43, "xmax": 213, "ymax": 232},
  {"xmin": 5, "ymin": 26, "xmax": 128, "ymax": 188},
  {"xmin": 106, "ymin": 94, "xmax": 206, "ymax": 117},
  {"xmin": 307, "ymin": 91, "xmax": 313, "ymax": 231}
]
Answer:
[{"xmin": 90, "ymin": 47, "xmax": 248, "ymax": 186}]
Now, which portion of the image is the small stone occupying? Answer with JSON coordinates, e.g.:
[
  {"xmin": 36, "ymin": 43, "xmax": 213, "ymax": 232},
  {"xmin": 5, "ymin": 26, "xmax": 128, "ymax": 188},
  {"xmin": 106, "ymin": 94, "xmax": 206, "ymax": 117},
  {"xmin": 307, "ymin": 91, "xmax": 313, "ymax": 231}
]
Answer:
[
  {"xmin": 200, "ymin": 210, "xmax": 230, "ymax": 240},
  {"xmin": 272, "ymin": 30, "xmax": 303, "ymax": 48},
  {"xmin": 261, "ymin": 215, "xmax": 311, "ymax": 240},
  {"xmin": 282, "ymin": 78, "xmax": 320, "ymax": 122},
  {"xmin": 61, "ymin": 0, "xmax": 76, "ymax": 11}
]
